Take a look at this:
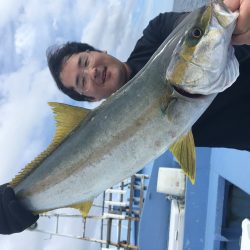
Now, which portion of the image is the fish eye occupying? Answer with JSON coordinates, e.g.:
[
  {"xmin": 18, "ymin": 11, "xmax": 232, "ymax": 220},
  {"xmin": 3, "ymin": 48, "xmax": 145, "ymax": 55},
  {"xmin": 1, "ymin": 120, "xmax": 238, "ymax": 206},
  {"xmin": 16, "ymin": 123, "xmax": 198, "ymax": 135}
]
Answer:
[{"xmin": 191, "ymin": 27, "xmax": 203, "ymax": 39}]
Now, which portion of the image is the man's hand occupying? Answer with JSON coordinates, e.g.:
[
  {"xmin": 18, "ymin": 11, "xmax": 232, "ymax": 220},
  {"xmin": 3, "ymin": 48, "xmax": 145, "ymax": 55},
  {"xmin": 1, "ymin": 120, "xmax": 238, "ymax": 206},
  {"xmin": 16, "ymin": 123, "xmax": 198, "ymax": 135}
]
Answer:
[
  {"xmin": 224, "ymin": 0, "xmax": 250, "ymax": 45},
  {"xmin": 0, "ymin": 184, "xmax": 39, "ymax": 234}
]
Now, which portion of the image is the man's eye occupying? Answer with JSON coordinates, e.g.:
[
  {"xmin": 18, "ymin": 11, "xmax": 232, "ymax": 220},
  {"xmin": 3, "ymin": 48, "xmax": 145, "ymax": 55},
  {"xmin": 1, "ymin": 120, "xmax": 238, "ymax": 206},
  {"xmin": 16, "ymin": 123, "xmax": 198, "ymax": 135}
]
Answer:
[
  {"xmin": 85, "ymin": 58, "xmax": 89, "ymax": 67},
  {"xmin": 82, "ymin": 77, "xmax": 85, "ymax": 86}
]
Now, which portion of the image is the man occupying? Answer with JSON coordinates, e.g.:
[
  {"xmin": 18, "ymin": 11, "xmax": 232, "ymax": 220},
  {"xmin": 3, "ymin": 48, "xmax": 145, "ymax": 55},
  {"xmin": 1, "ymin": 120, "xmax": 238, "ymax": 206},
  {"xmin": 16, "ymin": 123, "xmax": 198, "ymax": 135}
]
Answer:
[{"xmin": 1, "ymin": 0, "xmax": 249, "ymax": 235}]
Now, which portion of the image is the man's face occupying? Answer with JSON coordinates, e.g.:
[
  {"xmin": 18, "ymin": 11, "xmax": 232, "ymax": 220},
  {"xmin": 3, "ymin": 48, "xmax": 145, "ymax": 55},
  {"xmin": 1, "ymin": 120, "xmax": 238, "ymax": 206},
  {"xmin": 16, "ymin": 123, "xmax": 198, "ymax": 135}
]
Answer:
[{"xmin": 60, "ymin": 51, "xmax": 129, "ymax": 101}]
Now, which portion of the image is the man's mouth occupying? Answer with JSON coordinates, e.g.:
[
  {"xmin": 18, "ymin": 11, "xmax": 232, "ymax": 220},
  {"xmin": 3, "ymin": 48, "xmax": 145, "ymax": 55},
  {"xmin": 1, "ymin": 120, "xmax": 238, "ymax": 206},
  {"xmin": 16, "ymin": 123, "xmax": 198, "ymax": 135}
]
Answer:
[{"xmin": 102, "ymin": 66, "xmax": 107, "ymax": 84}]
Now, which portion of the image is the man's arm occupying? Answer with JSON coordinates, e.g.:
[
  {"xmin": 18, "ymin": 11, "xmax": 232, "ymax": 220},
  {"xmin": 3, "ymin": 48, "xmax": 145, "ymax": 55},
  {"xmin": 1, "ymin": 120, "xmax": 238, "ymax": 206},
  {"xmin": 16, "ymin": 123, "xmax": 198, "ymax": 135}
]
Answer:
[
  {"xmin": 234, "ymin": 45, "xmax": 250, "ymax": 63},
  {"xmin": 126, "ymin": 12, "xmax": 186, "ymax": 77},
  {"xmin": 0, "ymin": 184, "xmax": 39, "ymax": 234}
]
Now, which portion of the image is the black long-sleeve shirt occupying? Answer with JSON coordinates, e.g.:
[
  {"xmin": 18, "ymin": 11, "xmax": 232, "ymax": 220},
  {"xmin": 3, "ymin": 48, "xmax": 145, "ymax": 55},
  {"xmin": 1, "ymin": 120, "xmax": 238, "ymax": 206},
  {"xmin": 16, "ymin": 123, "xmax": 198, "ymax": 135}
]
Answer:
[{"xmin": 126, "ymin": 13, "xmax": 250, "ymax": 151}]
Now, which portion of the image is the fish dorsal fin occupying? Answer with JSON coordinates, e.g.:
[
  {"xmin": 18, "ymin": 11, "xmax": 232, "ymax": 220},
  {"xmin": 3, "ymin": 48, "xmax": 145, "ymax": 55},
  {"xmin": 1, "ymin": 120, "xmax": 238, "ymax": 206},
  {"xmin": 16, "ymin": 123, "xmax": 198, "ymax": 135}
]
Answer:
[
  {"xmin": 10, "ymin": 102, "xmax": 90, "ymax": 187},
  {"xmin": 169, "ymin": 131, "xmax": 196, "ymax": 184},
  {"xmin": 69, "ymin": 200, "xmax": 93, "ymax": 218}
]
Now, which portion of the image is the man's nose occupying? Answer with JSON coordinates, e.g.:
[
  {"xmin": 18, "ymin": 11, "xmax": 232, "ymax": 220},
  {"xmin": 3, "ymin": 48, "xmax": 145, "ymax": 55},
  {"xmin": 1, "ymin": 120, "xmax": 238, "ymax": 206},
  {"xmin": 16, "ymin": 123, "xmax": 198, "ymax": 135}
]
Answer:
[{"xmin": 84, "ymin": 67, "xmax": 100, "ymax": 84}]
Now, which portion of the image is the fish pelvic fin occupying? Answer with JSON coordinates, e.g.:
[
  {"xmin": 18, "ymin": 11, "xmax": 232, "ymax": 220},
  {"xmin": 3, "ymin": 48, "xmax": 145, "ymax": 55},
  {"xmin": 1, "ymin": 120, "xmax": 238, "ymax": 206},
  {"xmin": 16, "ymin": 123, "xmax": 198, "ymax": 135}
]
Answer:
[
  {"xmin": 10, "ymin": 102, "xmax": 90, "ymax": 187},
  {"xmin": 169, "ymin": 130, "xmax": 196, "ymax": 184},
  {"xmin": 69, "ymin": 200, "xmax": 93, "ymax": 218}
]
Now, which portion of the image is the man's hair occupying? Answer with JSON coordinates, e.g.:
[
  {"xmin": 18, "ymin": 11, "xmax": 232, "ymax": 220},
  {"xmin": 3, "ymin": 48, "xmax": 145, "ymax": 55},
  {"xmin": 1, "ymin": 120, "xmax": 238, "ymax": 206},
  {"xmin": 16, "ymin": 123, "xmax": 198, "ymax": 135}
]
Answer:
[{"xmin": 46, "ymin": 42, "xmax": 99, "ymax": 101}]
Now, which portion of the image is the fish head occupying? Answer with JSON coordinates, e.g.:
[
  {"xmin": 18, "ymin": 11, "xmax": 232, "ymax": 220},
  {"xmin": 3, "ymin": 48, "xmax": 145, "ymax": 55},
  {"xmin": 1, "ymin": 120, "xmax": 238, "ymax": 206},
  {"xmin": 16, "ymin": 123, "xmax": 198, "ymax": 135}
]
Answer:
[{"xmin": 166, "ymin": 1, "xmax": 239, "ymax": 94}]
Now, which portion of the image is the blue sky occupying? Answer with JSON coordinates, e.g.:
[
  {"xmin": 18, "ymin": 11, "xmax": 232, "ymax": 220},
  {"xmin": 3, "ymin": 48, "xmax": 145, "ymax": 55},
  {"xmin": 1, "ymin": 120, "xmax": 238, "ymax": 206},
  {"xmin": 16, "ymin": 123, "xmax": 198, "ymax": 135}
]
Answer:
[{"xmin": 0, "ymin": 0, "xmax": 173, "ymax": 249}]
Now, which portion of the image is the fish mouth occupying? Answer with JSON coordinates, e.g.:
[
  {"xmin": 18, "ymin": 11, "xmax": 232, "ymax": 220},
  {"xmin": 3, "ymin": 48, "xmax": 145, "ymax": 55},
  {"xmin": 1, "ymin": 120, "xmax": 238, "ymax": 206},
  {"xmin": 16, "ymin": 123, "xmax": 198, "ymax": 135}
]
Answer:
[{"xmin": 213, "ymin": 1, "xmax": 239, "ymax": 28}]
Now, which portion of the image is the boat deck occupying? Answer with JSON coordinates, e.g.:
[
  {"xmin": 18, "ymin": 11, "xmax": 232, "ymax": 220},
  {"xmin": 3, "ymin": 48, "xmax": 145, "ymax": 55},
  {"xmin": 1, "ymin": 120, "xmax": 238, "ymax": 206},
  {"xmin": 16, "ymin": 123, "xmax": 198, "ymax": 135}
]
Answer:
[{"xmin": 139, "ymin": 148, "xmax": 250, "ymax": 250}]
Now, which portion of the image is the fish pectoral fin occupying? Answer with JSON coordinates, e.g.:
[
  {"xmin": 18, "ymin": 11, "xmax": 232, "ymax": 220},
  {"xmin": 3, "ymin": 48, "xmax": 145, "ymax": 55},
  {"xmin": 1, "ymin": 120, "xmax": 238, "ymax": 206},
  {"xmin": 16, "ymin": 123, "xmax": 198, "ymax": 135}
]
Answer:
[
  {"xmin": 10, "ymin": 102, "xmax": 90, "ymax": 187},
  {"xmin": 69, "ymin": 200, "xmax": 93, "ymax": 218},
  {"xmin": 169, "ymin": 130, "xmax": 196, "ymax": 184}
]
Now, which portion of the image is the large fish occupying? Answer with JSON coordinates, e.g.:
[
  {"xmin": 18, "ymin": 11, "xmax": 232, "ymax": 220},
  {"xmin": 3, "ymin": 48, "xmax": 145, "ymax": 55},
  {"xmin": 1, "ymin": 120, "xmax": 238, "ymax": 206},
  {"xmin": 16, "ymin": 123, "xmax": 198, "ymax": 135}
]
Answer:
[{"xmin": 10, "ymin": 0, "xmax": 239, "ymax": 215}]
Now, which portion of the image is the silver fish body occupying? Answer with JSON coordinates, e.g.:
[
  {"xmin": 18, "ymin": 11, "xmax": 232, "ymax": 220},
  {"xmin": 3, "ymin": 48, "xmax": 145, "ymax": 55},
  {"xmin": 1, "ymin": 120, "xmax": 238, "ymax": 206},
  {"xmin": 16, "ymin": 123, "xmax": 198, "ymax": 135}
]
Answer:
[
  {"xmin": 14, "ymin": 1, "xmax": 239, "ymax": 212},
  {"xmin": 172, "ymin": 0, "xmax": 209, "ymax": 12}
]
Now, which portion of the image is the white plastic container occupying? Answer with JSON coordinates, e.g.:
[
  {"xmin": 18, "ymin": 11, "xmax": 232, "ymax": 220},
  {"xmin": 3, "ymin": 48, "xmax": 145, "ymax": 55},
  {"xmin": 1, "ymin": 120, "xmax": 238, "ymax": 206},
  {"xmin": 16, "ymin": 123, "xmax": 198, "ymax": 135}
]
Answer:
[
  {"xmin": 241, "ymin": 218, "xmax": 250, "ymax": 250},
  {"xmin": 157, "ymin": 167, "xmax": 186, "ymax": 197}
]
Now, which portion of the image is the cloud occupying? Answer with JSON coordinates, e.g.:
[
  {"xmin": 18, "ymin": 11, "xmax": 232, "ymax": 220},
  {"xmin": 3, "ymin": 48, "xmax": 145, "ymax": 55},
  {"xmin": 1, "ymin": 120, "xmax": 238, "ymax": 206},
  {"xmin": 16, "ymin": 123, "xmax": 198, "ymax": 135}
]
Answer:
[
  {"xmin": 0, "ymin": 0, "xmax": 22, "ymax": 28},
  {"xmin": 80, "ymin": 0, "xmax": 148, "ymax": 60},
  {"xmin": 0, "ymin": 64, "xmax": 61, "ymax": 182}
]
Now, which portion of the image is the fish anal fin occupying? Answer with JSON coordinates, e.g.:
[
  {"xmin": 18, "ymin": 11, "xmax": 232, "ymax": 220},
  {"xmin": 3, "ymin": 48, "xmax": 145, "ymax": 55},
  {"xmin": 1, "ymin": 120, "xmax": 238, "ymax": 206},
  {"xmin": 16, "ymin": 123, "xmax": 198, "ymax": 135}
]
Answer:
[
  {"xmin": 69, "ymin": 201, "xmax": 93, "ymax": 218},
  {"xmin": 10, "ymin": 102, "xmax": 90, "ymax": 187},
  {"xmin": 169, "ymin": 130, "xmax": 196, "ymax": 184}
]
